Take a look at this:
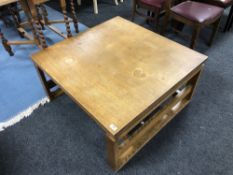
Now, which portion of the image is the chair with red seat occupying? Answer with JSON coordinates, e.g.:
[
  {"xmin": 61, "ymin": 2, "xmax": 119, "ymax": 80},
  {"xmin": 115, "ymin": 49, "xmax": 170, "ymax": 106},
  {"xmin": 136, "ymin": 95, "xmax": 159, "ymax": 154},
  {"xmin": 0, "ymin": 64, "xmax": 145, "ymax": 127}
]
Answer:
[
  {"xmin": 131, "ymin": 0, "xmax": 166, "ymax": 30},
  {"xmin": 201, "ymin": 0, "xmax": 233, "ymax": 32},
  {"xmin": 162, "ymin": 0, "xmax": 224, "ymax": 49}
]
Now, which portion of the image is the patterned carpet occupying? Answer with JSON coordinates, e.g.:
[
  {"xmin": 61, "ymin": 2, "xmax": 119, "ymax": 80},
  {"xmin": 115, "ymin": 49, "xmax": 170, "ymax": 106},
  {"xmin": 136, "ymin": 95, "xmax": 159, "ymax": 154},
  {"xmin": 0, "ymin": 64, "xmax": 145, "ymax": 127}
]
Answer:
[
  {"xmin": 0, "ymin": 6, "xmax": 88, "ymax": 130},
  {"xmin": 0, "ymin": 1, "xmax": 232, "ymax": 175}
]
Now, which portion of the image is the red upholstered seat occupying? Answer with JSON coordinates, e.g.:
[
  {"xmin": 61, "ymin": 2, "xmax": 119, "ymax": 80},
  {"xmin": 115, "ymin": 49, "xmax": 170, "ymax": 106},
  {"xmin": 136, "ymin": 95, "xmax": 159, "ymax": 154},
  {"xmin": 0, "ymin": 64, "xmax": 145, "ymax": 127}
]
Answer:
[
  {"xmin": 212, "ymin": 0, "xmax": 233, "ymax": 8},
  {"xmin": 171, "ymin": 1, "xmax": 224, "ymax": 23},
  {"xmin": 140, "ymin": 0, "xmax": 165, "ymax": 8}
]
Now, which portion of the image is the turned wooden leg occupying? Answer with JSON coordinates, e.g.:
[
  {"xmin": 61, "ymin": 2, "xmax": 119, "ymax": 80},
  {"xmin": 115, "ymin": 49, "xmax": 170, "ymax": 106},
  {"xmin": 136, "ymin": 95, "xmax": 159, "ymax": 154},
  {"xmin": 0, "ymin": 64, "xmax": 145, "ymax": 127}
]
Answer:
[
  {"xmin": 12, "ymin": 3, "xmax": 21, "ymax": 23},
  {"xmin": 40, "ymin": 5, "xmax": 49, "ymax": 25},
  {"xmin": 0, "ymin": 28, "xmax": 14, "ymax": 56},
  {"xmin": 190, "ymin": 26, "xmax": 201, "ymax": 49},
  {"xmin": 60, "ymin": 0, "xmax": 72, "ymax": 37},
  {"xmin": 34, "ymin": 19, "xmax": 47, "ymax": 48},
  {"xmin": 70, "ymin": 0, "xmax": 79, "ymax": 33},
  {"xmin": 208, "ymin": 18, "xmax": 221, "ymax": 47},
  {"xmin": 8, "ymin": 5, "xmax": 24, "ymax": 38},
  {"xmin": 15, "ymin": 3, "xmax": 21, "ymax": 23},
  {"xmin": 36, "ymin": 5, "xmax": 45, "ymax": 30},
  {"xmin": 27, "ymin": 0, "xmax": 47, "ymax": 48},
  {"xmin": 19, "ymin": 0, "xmax": 40, "ymax": 45}
]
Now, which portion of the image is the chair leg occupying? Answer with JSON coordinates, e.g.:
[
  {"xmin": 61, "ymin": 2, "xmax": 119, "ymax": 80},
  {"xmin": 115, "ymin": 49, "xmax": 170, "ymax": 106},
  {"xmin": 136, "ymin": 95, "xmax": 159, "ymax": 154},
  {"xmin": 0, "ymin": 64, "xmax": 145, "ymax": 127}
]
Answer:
[
  {"xmin": 28, "ymin": 1, "xmax": 48, "ymax": 48},
  {"xmin": 229, "ymin": 15, "xmax": 233, "ymax": 30},
  {"xmin": 131, "ymin": 0, "xmax": 136, "ymax": 21},
  {"xmin": 15, "ymin": 3, "xmax": 21, "ymax": 23},
  {"xmin": 60, "ymin": 0, "xmax": 72, "ymax": 37},
  {"xmin": 77, "ymin": 0, "xmax": 81, "ymax": 6},
  {"xmin": 154, "ymin": 9, "xmax": 160, "ymax": 31},
  {"xmin": 146, "ymin": 10, "xmax": 151, "ymax": 24},
  {"xmin": 208, "ymin": 18, "xmax": 221, "ymax": 47},
  {"xmin": 114, "ymin": 0, "xmax": 119, "ymax": 6},
  {"xmin": 223, "ymin": 5, "xmax": 233, "ymax": 32},
  {"xmin": 0, "ymin": 28, "xmax": 14, "ymax": 56},
  {"xmin": 40, "ymin": 5, "xmax": 49, "ymax": 25},
  {"xmin": 227, "ymin": 7, "xmax": 233, "ymax": 31},
  {"xmin": 19, "ymin": 0, "xmax": 40, "ymax": 45},
  {"xmin": 8, "ymin": 5, "xmax": 24, "ymax": 38},
  {"xmin": 35, "ymin": 5, "xmax": 45, "ymax": 30},
  {"xmin": 70, "ymin": 0, "xmax": 79, "ymax": 33},
  {"xmin": 93, "ymin": 0, "xmax": 98, "ymax": 14},
  {"xmin": 161, "ymin": 12, "xmax": 170, "ymax": 34},
  {"xmin": 190, "ymin": 26, "xmax": 201, "ymax": 49}
]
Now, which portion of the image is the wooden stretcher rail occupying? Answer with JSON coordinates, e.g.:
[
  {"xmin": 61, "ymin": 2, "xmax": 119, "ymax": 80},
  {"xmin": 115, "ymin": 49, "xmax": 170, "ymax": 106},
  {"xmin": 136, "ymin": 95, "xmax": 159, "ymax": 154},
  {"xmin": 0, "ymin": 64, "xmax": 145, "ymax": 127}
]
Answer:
[{"xmin": 110, "ymin": 84, "xmax": 192, "ymax": 170}]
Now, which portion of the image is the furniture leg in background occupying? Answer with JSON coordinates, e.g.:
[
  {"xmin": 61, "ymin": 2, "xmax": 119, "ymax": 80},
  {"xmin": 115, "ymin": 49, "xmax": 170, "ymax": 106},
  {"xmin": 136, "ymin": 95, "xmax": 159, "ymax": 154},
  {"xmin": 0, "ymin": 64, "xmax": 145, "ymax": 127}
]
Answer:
[
  {"xmin": 70, "ymin": 0, "xmax": 79, "ymax": 33},
  {"xmin": 162, "ymin": 1, "xmax": 223, "ymax": 49},
  {"xmin": 131, "ymin": 0, "xmax": 166, "ymax": 32},
  {"xmin": 77, "ymin": 0, "xmax": 124, "ymax": 14},
  {"xmin": 0, "ymin": 28, "xmax": 14, "ymax": 56},
  {"xmin": 225, "ymin": 5, "xmax": 233, "ymax": 31},
  {"xmin": 0, "ymin": 0, "xmax": 40, "ymax": 56},
  {"xmin": 0, "ymin": 0, "xmax": 80, "ymax": 56},
  {"xmin": 200, "ymin": 0, "xmax": 233, "ymax": 32}
]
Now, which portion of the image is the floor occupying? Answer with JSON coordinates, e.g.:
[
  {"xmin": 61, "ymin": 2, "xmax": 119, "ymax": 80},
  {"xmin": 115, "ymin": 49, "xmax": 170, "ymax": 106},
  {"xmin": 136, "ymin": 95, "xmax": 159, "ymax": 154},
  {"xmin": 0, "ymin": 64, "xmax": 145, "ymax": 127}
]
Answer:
[{"xmin": 0, "ymin": 1, "xmax": 232, "ymax": 175}]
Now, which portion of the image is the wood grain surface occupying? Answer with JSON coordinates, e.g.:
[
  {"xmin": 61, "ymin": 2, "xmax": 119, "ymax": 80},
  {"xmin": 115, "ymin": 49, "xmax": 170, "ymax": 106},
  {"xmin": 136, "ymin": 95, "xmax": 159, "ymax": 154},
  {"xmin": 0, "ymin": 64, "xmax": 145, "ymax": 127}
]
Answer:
[{"xmin": 32, "ymin": 16, "xmax": 207, "ymax": 137}]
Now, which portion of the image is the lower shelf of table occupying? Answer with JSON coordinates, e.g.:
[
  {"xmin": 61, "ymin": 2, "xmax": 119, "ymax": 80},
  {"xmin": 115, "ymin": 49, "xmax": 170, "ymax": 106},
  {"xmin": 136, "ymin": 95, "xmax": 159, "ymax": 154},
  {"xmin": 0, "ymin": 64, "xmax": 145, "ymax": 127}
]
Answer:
[{"xmin": 106, "ymin": 70, "xmax": 201, "ymax": 171}]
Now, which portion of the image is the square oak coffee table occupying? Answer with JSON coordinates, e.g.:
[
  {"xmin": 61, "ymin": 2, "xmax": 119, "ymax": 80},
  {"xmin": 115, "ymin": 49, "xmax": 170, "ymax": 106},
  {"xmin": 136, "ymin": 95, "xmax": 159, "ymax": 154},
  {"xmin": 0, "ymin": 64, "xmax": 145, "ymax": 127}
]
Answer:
[
  {"xmin": 0, "ymin": 0, "xmax": 17, "ymax": 6},
  {"xmin": 31, "ymin": 17, "xmax": 207, "ymax": 171}
]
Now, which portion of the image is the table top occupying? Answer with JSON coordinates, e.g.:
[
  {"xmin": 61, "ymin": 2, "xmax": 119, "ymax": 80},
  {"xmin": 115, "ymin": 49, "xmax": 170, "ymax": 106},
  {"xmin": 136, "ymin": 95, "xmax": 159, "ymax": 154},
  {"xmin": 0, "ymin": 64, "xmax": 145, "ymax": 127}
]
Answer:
[
  {"xmin": 0, "ymin": 0, "xmax": 17, "ymax": 6},
  {"xmin": 32, "ymin": 17, "xmax": 207, "ymax": 137}
]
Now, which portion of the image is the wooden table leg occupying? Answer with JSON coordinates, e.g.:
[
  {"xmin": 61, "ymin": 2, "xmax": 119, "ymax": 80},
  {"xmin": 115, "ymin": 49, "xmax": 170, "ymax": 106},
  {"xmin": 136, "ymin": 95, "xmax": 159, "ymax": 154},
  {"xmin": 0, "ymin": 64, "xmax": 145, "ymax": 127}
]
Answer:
[
  {"xmin": 70, "ymin": 0, "xmax": 79, "ymax": 33},
  {"xmin": 31, "ymin": 8, "xmax": 47, "ymax": 48},
  {"xmin": 40, "ymin": 4, "xmax": 49, "ymax": 25},
  {"xmin": 35, "ymin": 66, "xmax": 64, "ymax": 101},
  {"xmin": 19, "ymin": 0, "xmax": 40, "ymax": 45},
  {"xmin": 106, "ymin": 136, "xmax": 119, "ymax": 171},
  {"xmin": 0, "ymin": 28, "xmax": 14, "ymax": 56},
  {"xmin": 35, "ymin": 4, "xmax": 45, "ymax": 30},
  {"xmin": 60, "ymin": 0, "xmax": 72, "ymax": 37},
  {"xmin": 106, "ymin": 66, "xmax": 203, "ymax": 171},
  {"xmin": 24, "ymin": 0, "xmax": 47, "ymax": 48},
  {"xmin": 8, "ymin": 4, "xmax": 24, "ymax": 38}
]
